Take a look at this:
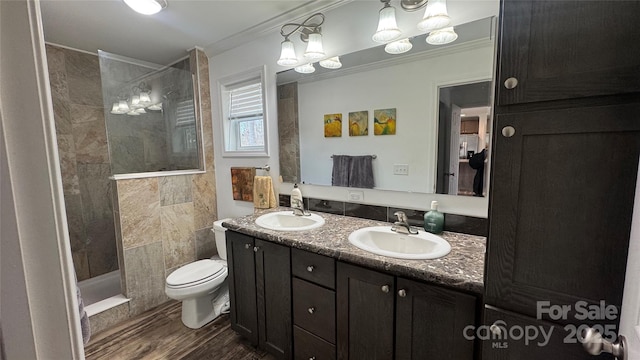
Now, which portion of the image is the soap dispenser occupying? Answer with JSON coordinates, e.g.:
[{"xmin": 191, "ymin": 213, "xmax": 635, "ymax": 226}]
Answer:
[
  {"xmin": 290, "ymin": 183, "xmax": 303, "ymax": 207},
  {"xmin": 423, "ymin": 201, "xmax": 444, "ymax": 234}
]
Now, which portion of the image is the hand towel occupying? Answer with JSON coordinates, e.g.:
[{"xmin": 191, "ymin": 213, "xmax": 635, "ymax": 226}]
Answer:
[
  {"xmin": 253, "ymin": 175, "xmax": 277, "ymax": 209},
  {"xmin": 231, "ymin": 167, "xmax": 256, "ymax": 201},
  {"xmin": 348, "ymin": 155, "xmax": 375, "ymax": 189},
  {"xmin": 76, "ymin": 277, "xmax": 91, "ymax": 344},
  {"xmin": 331, "ymin": 155, "xmax": 351, "ymax": 187}
]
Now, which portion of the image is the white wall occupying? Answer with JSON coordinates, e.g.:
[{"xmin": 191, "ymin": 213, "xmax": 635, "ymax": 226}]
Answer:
[
  {"xmin": 298, "ymin": 43, "xmax": 494, "ymax": 193},
  {"xmin": 208, "ymin": 0, "xmax": 499, "ymax": 219}
]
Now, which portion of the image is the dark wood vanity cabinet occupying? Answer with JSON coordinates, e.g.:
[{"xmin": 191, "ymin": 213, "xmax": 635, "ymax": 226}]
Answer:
[
  {"xmin": 227, "ymin": 231, "xmax": 292, "ymax": 359},
  {"xmin": 496, "ymin": 0, "xmax": 640, "ymax": 106},
  {"xmin": 336, "ymin": 262, "xmax": 477, "ymax": 360}
]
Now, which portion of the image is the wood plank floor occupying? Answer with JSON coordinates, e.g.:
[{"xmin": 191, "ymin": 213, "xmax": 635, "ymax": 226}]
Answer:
[{"xmin": 85, "ymin": 300, "xmax": 277, "ymax": 360}]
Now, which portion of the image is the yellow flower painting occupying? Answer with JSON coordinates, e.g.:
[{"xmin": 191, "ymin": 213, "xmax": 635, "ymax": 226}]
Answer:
[
  {"xmin": 349, "ymin": 111, "xmax": 368, "ymax": 136},
  {"xmin": 374, "ymin": 108, "xmax": 396, "ymax": 135},
  {"xmin": 324, "ymin": 113, "xmax": 342, "ymax": 137}
]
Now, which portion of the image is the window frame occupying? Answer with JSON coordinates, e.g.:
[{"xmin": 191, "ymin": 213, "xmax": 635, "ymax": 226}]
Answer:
[{"xmin": 218, "ymin": 66, "xmax": 269, "ymax": 158}]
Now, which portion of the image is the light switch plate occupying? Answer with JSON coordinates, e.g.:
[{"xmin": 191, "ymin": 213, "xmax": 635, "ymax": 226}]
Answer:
[
  {"xmin": 393, "ymin": 164, "xmax": 409, "ymax": 175},
  {"xmin": 348, "ymin": 190, "xmax": 364, "ymax": 201}
]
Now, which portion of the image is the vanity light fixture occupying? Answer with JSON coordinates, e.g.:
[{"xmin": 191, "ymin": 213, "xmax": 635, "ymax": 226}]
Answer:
[
  {"xmin": 319, "ymin": 56, "xmax": 342, "ymax": 69},
  {"xmin": 294, "ymin": 63, "xmax": 316, "ymax": 74},
  {"xmin": 385, "ymin": 38, "xmax": 413, "ymax": 54},
  {"xmin": 426, "ymin": 26, "xmax": 458, "ymax": 45},
  {"xmin": 373, "ymin": 0, "xmax": 402, "ymax": 43},
  {"xmin": 277, "ymin": 13, "xmax": 326, "ymax": 66},
  {"xmin": 123, "ymin": 0, "xmax": 167, "ymax": 15},
  {"xmin": 417, "ymin": 0, "xmax": 451, "ymax": 32},
  {"xmin": 110, "ymin": 81, "xmax": 160, "ymax": 116}
]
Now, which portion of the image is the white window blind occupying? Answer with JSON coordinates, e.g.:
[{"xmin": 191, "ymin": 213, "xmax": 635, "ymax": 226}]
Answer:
[
  {"xmin": 176, "ymin": 99, "xmax": 195, "ymax": 126},
  {"xmin": 228, "ymin": 82, "xmax": 263, "ymax": 120}
]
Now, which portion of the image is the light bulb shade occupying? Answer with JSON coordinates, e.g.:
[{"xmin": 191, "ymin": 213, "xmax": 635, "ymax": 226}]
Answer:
[
  {"xmin": 277, "ymin": 39, "xmax": 298, "ymax": 66},
  {"xmin": 294, "ymin": 63, "xmax": 315, "ymax": 74},
  {"xmin": 418, "ymin": 0, "xmax": 451, "ymax": 32},
  {"xmin": 385, "ymin": 38, "xmax": 413, "ymax": 54},
  {"xmin": 319, "ymin": 56, "xmax": 342, "ymax": 69},
  {"xmin": 127, "ymin": 110, "xmax": 141, "ymax": 116},
  {"xmin": 136, "ymin": 108, "xmax": 146, "ymax": 114},
  {"xmin": 304, "ymin": 33, "xmax": 325, "ymax": 60},
  {"xmin": 130, "ymin": 95, "xmax": 141, "ymax": 108},
  {"xmin": 118, "ymin": 100, "xmax": 130, "ymax": 113},
  {"xmin": 373, "ymin": 5, "xmax": 402, "ymax": 43},
  {"xmin": 426, "ymin": 27, "xmax": 458, "ymax": 45},
  {"xmin": 139, "ymin": 92, "xmax": 151, "ymax": 105},
  {"xmin": 147, "ymin": 103, "xmax": 163, "ymax": 111},
  {"xmin": 123, "ymin": 0, "xmax": 167, "ymax": 15}
]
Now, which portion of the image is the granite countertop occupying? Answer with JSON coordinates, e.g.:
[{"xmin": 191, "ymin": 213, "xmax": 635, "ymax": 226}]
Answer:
[{"xmin": 223, "ymin": 207, "xmax": 486, "ymax": 295}]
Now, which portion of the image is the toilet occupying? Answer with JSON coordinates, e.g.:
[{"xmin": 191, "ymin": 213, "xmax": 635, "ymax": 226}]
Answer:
[{"xmin": 165, "ymin": 218, "xmax": 231, "ymax": 329}]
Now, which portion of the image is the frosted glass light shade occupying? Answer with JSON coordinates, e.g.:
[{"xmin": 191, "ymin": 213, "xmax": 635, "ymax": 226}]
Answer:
[
  {"xmin": 319, "ymin": 56, "xmax": 342, "ymax": 69},
  {"xmin": 373, "ymin": 5, "xmax": 402, "ymax": 43},
  {"xmin": 139, "ymin": 92, "xmax": 151, "ymax": 105},
  {"xmin": 130, "ymin": 95, "xmax": 141, "ymax": 108},
  {"xmin": 426, "ymin": 27, "xmax": 458, "ymax": 45},
  {"xmin": 123, "ymin": 0, "xmax": 167, "ymax": 15},
  {"xmin": 417, "ymin": 0, "xmax": 451, "ymax": 32},
  {"xmin": 304, "ymin": 33, "xmax": 325, "ymax": 60},
  {"xmin": 277, "ymin": 39, "xmax": 298, "ymax": 66},
  {"xmin": 118, "ymin": 100, "xmax": 130, "ymax": 113},
  {"xmin": 111, "ymin": 102, "xmax": 123, "ymax": 114},
  {"xmin": 147, "ymin": 103, "xmax": 163, "ymax": 111},
  {"xmin": 294, "ymin": 63, "xmax": 315, "ymax": 74},
  {"xmin": 385, "ymin": 38, "xmax": 413, "ymax": 54}
]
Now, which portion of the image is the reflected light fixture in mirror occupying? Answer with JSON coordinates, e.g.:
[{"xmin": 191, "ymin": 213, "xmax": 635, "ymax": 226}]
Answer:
[
  {"xmin": 417, "ymin": 0, "xmax": 451, "ymax": 32},
  {"xmin": 295, "ymin": 63, "xmax": 315, "ymax": 74},
  {"xmin": 277, "ymin": 13, "xmax": 326, "ymax": 66},
  {"xmin": 426, "ymin": 26, "xmax": 458, "ymax": 45},
  {"xmin": 385, "ymin": 38, "xmax": 413, "ymax": 54},
  {"xmin": 123, "ymin": 0, "xmax": 167, "ymax": 15},
  {"xmin": 373, "ymin": 0, "xmax": 402, "ymax": 43},
  {"xmin": 319, "ymin": 56, "xmax": 342, "ymax": 69}
]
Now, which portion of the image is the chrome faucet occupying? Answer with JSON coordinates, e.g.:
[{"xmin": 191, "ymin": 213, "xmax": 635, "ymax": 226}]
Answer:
[
  {"xmin": 291, "ymin": 198, "xmax": 310, "ymax": 216},
  {"xmin": 392, "ymin": 211, "xmax": 418, "ymax": 235}
]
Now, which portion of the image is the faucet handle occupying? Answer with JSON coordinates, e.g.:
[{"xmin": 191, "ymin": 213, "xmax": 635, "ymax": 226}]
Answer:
[{"xmin": 394, "ymin": 211, "xmax": 408, "ymax": 223}]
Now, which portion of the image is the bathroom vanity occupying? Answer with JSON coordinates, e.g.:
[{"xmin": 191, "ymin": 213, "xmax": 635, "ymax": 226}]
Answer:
[{"xmin": 223, "ymin": 210, "xmax": 486, "ymax": 359}]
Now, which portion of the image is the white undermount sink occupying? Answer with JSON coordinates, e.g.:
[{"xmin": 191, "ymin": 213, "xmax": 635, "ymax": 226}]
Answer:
[
  {"xmin": 255, "ymin": 211, "xmax": 325, "ymax": 231},
  {"xmin": 348, "ymin": 226, "xmax": 451, "ymax": 260}
]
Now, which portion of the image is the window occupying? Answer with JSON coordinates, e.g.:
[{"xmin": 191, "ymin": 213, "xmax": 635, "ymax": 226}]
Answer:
[{"xmin": 220, "ymin": 66, "xmax": 268, "ymax": 157}]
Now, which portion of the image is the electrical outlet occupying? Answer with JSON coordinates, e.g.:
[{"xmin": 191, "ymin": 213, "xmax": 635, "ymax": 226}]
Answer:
[
  {"xmin": 393, "ymin": 164, "xmax": 409, "ymax": 175},
  {"xmin": 348, "ymin": 190, "xmax": 364, "ymax": 201}
]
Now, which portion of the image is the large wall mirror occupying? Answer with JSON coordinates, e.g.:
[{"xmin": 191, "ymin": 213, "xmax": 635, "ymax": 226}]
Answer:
[{"xmin": 277, "ymin": 16, "xmax": 497, "ymax": 197}]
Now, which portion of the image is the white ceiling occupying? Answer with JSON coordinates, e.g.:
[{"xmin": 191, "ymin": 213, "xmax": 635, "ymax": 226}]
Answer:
[{"xmin": 40, "ymin": 0, "xmax": 348, "ymax": 65}]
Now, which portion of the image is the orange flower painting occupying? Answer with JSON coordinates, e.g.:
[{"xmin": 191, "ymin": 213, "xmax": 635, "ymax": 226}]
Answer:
[
  {"xmin": 324, "ymin": 113, "xmax": 342, "ymax": 137},
  {"xmin": 349, "ymin": 111, "xmax": 368, "ymax": 136},
  {"xmin": 374, "ymin": 108, "xmax": 396, "ymax": 135}
]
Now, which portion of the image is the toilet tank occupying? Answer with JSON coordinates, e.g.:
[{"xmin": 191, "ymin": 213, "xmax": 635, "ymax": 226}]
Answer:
[{"xmin": 213, "ymin": 218, "xmax": 231, "ymax": 260}]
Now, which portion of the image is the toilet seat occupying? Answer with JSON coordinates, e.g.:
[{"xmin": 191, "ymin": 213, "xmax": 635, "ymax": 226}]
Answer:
[{"xmin": 166, "ymin": 259, "xmax": 226, "ymax": 289}]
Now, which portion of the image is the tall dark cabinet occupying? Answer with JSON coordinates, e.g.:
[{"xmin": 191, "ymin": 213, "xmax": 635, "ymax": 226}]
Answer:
[{"xmin": 484, "ymin": 0, "xmax": 640, "ymax": 358}]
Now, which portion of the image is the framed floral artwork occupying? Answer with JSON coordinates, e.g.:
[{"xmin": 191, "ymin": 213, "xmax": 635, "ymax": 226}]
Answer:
[
  {"xmin": 324, "ymin": 113, "xmax": 342, "ymax": 137},
  {"xmin": 349, "ymin": 111, "xmax": 368, "ymax": 136},
  {"xmin": 374, "ymin": 108, "xmax": 396, "ymax": 135}
]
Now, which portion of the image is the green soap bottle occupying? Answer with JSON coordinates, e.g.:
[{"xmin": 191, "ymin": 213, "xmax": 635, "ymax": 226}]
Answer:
[{"xmin": 423, "ymin": 201, "xmax": 444, "ymax": 234}]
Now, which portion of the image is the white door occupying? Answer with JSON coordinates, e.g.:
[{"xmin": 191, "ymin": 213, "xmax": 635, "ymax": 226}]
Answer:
[{"xmin": 447, "ymin": 105, "xmax": 461, "ymax": 195}]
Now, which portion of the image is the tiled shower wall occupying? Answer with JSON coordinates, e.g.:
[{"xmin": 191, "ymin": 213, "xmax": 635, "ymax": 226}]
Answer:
[
  {"xmin": 113, "ymin": 49, "xmax": 218, "ymax": 316},
  {"xmin": 46, "ymin": 44, "xmax": 117, "ymax": 281}
]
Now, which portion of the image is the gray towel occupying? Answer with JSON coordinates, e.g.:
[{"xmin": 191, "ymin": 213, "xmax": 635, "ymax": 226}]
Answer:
[
  {"xmin": 349, "ymin": 156, "xmax": 374, "ymax": 189},
  {"xmin": 76, "ymin": 279, "xmax": 91, "ymax": 344},
  {"xmin": 331, "ymin": 155, "xmax": 351, "ymax": 187}
]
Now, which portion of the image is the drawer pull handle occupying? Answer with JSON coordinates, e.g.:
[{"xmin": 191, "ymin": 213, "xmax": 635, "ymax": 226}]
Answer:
[
  {"xmin": 244, "ymin": 243, "xmax": 251, "ymax": 249},
  {"xmin": 253, "ymin": 246, "xmax": 260, "ymax": 252},
  {"xmin": 381, "ymin": 285, "xmax": 390, "ymax": 293},
  {"xmin": 307, "ymin": 265, "xmax": 315, "ymax": 272},
  {"xmin": 308, "ymin": 307, "xmax": 315, "ymax": 314},
  {"xmin": 504, "ymin": 77, "xmax": 518, "ymax": 89},
  {"xmin": 398, "ymin": 289, "xmax": 407, "ymax": 297}
]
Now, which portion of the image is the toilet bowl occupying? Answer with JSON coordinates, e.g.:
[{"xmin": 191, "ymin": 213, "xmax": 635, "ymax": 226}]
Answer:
[{"xmin": 165, "ymin": 218, "xmax": 232, "ymax": 329}]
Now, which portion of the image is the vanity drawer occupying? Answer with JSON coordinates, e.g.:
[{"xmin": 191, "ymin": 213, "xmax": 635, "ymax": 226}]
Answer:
[
  {"xmin": 293, "ymin": 277, "xmax": 336, "ymax": 343},
  {"xmin": 292, "ymin": 248, "xmax": 335, "ymax": 289},
  {"xmin": 294, "ymin": 326, "xmax": 336, "ymax": 360}
]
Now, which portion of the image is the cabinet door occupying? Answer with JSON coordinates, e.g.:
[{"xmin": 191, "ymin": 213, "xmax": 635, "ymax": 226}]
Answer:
[
  {"xmin": 485, "ymin": 103, "xmax": 640, "ymax": 323},
  {"xmin": 227, "ymin": 231, "xmax": 258, "ymax": 344},
  {"xmin": 483, "ymin": 307, "xmax": 613, "ymax": 359},
  {"xmin": 255, "ymin": 239, "xmax": 292, "ymax": 359},
  {"xmin": 395, "ymin": 278, "xmax": 477, "ymax": 360},
  {"xmin": 336, "ymin": 262, "xmax": 394, "ymax": 360},
  {"xmin": 497, "ymin": 0, "xmax": 640, "ymax": 105}
]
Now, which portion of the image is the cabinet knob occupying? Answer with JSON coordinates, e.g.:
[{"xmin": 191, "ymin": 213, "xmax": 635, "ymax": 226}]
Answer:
[
  {"xmin": 504, "ymin": 77, "xmax": 518, "ymax": 89},
  {"xmin": 244, "ymin": 243, "xmax": 251, "ymax": 249},
  {"xmin": 307, "ymin": 265, "xmax": 315, "ymax": 272},
  {"xmin": 253, "ymin": 246, "xmax": 260, "ymax": 252},
  {"xmin": 398, "ymin": 289, "xmax": 407, "ymax": 297},
  {"xmin": 309, "ymin": 357, "xmax": 316, "ymax": 360},
  {"xmin": 582, "ymin": 327, "xmax": 627, "ymax": 359},
  {"xmin": 501, "ymin": 126, "xmax": 516, "ymax": 138},
  {"xmin": 381, "ymin": 285, "xmax": 390, "ymax": 293},
  {"xmin": 489, "ymin": 322, "xmax": 504, "ymax": 337},
  {"xmin": 308, "ymin": 307, "xmax": 315, "ymax": 314}
]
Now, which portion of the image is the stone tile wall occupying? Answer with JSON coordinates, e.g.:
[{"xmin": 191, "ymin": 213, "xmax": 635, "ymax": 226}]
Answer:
[
  {"xmin": 113, "ymin": 48, "xmax": 218, "ymax": 316},
  {"xmin": 46, "ymin": 44, "xmax": 118, "ymax": 281}
]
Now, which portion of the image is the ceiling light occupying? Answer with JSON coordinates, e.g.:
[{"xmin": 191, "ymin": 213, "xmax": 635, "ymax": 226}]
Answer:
[
  {"xmin": 147, "ymin": 103, "xmax": 163, "ymax": 111},
  {"xmin": 123, "ymin": 0, "xmax": 167, "ymax": 15},
  {"xmin": 373, "ymin": 0, "xmax": 402, "ymax": 43},
  {"xmin": 277, "ymin": 13, "xmax": 325, "ymax": 67},
  {"xmin": 319, "ymin": 56, "xmax": 342, "ymax": 69},
  {"xmin": 417, "ymin": 0, "xmax": 451, "ymax": 32},
  {"xmin": 385, "ymin": 38, "xmax": 413, "ymax": 54},
  {"xmin": 426, "ymin": 26, "xmax": 458, "ymax": 45},
  {"xmin": 294, "ymin": 63, "xmax": 315, "ymax": 74}
]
